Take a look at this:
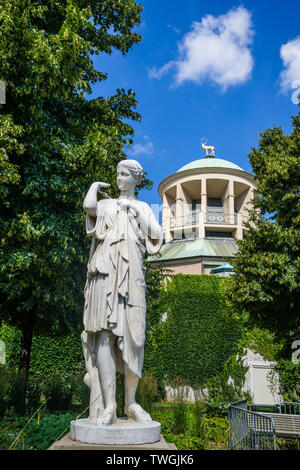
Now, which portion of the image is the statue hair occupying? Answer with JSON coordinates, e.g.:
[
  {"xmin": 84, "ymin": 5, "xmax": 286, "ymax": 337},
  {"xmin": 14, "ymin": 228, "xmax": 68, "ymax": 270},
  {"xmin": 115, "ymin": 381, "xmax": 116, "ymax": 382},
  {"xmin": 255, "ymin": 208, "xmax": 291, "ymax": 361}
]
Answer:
[{"xmin": 117, "ymin": 159, "xmax": 144, "ymax": 185}]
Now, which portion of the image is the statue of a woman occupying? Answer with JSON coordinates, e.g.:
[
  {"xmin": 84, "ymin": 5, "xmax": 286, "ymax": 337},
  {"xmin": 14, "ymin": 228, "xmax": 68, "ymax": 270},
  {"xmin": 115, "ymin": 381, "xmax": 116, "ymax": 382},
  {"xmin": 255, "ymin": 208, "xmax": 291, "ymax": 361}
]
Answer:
[{"xmin": 81, "ymin": 159, "xmax": 163, "ymax": 427}]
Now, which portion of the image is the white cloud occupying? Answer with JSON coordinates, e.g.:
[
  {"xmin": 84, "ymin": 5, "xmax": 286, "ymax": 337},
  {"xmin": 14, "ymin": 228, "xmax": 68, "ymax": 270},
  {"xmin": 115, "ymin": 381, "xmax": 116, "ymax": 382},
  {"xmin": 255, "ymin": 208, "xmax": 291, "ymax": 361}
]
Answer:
[
  {"xmin": 128, "ymin": 137, "xmax": 154, "ymax": 157},
  {"xmin": 279, "ymin": 37, "xmax": 300, "ymax": 93},
  {"xmin": 148, "ymin": 61, "xmax": 176, "ymax": 80},
  {"xmin": 149, "ymin": 6, "xmax": 254, "ymax": 91}
]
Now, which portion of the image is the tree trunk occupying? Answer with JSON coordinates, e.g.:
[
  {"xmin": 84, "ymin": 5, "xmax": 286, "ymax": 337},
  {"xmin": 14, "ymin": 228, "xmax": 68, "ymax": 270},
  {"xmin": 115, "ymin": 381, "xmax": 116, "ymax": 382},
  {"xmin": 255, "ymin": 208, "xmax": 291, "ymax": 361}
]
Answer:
[{"xmin": 18, "ymin": 310, "xmax": 35, "ymax": 385}]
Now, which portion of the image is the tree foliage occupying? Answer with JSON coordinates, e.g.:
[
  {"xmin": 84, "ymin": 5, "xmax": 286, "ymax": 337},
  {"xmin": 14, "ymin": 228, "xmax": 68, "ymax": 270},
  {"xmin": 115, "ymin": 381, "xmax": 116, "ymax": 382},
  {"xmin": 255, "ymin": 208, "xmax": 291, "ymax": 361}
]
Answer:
[
  {"xmin": 227, "ymin": 111, "xmax": 300, "ymax": 350},
  {"xmin": 0, "ymin": 0, "xmax": 145, "ymax": 376}
]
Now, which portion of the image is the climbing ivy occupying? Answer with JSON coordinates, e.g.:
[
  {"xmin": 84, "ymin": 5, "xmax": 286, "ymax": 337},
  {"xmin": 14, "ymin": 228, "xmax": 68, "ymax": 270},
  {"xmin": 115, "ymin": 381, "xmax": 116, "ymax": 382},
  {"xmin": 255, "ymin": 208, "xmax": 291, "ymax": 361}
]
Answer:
[{"xmin": 144, "ymin": 274, "xmax": 244, "ymax": 389}]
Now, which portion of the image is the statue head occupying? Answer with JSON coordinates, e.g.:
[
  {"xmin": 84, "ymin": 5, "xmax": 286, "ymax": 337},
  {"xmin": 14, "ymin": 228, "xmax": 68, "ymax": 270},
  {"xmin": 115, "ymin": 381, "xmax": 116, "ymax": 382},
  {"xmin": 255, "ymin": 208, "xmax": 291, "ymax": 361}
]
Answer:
[{"xmin": 117, "ymin": 159, "xmax": 144, "ymax": 190}]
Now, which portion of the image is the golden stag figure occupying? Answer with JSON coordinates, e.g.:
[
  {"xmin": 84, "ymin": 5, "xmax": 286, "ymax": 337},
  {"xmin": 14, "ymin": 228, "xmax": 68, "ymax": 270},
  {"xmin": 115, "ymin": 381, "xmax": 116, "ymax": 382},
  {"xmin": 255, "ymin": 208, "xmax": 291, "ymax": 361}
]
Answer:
[{"xmin": 201, "ymin": 138, "xmax": 215, "ymax": 157}]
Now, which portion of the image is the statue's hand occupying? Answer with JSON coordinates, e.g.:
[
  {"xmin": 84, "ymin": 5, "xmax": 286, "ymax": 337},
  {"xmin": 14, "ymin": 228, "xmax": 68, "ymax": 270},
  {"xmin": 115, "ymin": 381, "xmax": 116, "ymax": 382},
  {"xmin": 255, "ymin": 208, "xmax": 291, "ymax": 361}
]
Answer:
[
  {"xmin": 90, "ymin": 182, "xmax": 111, "ymax": 198},
  {"xmin": 91, "ymin": 181, "xmax": 111, "ymax": 190},
  {"xmin": 118, "ymin": 199, "xmax": 140, "ymax": 216}
]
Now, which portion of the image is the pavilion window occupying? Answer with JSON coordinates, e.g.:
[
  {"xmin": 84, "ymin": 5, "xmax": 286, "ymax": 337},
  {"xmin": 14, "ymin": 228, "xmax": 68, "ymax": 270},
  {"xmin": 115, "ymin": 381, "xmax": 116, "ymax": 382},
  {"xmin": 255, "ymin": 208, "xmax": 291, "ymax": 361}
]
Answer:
[
  {"xmin": 207, "ymin": 198, "xmax": 223, "ymax": 213},
  {"xmin": 205, "ymin": 231, "xmax": 234, "ymax": 238}
]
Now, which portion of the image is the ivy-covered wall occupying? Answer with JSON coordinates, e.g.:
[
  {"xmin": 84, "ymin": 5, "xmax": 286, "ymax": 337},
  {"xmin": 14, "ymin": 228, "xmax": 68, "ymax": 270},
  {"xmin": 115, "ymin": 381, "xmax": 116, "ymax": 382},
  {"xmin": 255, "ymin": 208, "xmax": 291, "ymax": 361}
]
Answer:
[{"xmin": 144, "ymin": 274, "xmax": 244, "ymax": 389}]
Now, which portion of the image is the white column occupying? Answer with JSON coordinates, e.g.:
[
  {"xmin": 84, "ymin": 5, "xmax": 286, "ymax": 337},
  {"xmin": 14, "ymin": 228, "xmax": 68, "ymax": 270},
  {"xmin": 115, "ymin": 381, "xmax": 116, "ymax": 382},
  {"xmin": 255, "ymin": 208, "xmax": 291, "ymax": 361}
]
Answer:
[
  {"xmin": 162, "ymin": 193, "xmax": 172, "ymax": 242},
  {"xmin": 176, "ymin": 184, "xmax": 184, "ymax": 218},
  {"xmin": 201, "ymin": 178, "xmax": 207, "ymax": 224},
  {"xmin": 198, "ymin": 211, "xmax": 205, "ymax": 239},
  {"xmin": 228, "ymin": 179, "xmax": 235, "ymax": 225}
]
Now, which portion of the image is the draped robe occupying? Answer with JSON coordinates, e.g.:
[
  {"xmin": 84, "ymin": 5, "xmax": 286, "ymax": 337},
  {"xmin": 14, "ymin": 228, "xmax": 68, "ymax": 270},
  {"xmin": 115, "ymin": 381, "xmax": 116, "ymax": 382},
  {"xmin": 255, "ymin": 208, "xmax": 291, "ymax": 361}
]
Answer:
[{"xmin": 83, "ymin": 198, "xmax": 162, "ymax": 378}]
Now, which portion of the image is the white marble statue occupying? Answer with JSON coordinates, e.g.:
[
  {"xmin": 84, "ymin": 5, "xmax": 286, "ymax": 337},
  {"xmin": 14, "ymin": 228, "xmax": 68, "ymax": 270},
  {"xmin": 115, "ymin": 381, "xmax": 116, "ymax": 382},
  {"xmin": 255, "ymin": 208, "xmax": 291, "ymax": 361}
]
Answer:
[{"xmin": 81, "ymin": 159, "xmax": 163, "ymax": 427}]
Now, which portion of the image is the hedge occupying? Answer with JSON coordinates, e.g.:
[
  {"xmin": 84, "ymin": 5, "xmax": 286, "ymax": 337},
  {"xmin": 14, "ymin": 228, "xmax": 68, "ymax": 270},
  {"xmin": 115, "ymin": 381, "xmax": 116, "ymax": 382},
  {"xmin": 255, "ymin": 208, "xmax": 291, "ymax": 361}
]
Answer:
[{"xmin": 0, "ymin": 322, "xmax": 85, "ymax": 377}]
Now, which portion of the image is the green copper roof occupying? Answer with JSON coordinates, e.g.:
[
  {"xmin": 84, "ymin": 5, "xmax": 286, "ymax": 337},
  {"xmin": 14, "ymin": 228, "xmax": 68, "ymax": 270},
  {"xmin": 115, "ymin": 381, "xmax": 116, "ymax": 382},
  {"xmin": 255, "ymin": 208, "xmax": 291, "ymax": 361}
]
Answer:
[
  {"xmin": 177, "ymin": 158, "xmax": 243, "ymax": 173},
  {"xmin": 148, "ymin": 239, "xmax": 238, "ymax": 262}
]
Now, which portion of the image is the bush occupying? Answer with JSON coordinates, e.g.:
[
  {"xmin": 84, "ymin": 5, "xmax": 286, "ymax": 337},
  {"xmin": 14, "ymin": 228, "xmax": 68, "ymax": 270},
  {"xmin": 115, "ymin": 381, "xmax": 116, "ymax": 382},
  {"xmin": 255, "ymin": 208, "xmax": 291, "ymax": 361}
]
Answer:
[
  {"xmin": 42, "ymin": 374, "xmax": 73, "ymax": 412},
  {"xmin": 6, "ymin": 371, "xmax": 26, "ymax": 416},
  {"xmin": 0, "ymin": 412, "xmax": 77, "ymax": 450},
  {"xmin": 0, "ymin": 415, "xmax": 29, "ymax": 450},
  {"xmin": 204, "ymin": 416, "xmax": 229, "ymax": 450},
  {"xmin": 0, "ymin": 368, "xmax": 28, "ymax": 417},
  {"xmin": 26, "ymin": 376, "xmax": 42, "ymax": 412},
  {"xmin": 0, "ymin": 368, "xmax": 85, "ymax": 417},
  {"xmin": 172, "ymin": 401, "xmax": 188, "ymax": 435},
  {"xmin": 25, "ymin": 412, "xmax": 76, "ymax": 450},
  {"xmin": 152, "ymin": 406, "xmax": 228, "ymax": 450},
  {"xmin": 193, "ymin": 401, "xmax": 206, "ymax": 439},
  {"xmin": 0, "ymin": 366, "xmax": 9, "ymax": 419},
  {"xmin": 272, "ymin": 360, "xmax": 300, "ymax": 402},
  {"xmin": 136, "ymin": 373, "xmax": 158, "ymax": 416},
  {"xmin": 71, "ymin": 375, "xmax": 89, "ymax": 410}
]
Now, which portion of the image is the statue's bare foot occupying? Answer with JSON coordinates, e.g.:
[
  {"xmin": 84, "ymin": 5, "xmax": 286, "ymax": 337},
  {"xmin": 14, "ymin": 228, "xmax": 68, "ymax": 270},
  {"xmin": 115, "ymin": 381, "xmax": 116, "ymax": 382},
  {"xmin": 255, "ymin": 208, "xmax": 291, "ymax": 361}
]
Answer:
[
  {"xmin": 125, "ymin": 403, "xmax": 152, "ymax": 424},
  {"xmin": 96, "ymin": 406, "xmax": 117, "ymax": 426}
]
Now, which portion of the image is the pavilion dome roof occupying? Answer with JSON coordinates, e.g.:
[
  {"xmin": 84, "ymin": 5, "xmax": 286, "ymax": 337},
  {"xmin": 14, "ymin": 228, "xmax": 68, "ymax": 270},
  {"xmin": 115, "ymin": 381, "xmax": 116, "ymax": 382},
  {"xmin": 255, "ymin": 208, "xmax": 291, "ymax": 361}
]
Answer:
[{"xmin": 177, "ymin": 157, "xmax": 244, "ymax": 173}]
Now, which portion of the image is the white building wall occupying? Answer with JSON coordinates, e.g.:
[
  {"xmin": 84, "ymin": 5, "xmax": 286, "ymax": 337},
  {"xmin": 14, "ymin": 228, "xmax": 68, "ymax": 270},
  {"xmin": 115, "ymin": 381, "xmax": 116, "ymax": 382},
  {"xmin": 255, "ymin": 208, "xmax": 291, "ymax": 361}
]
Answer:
[{"xmin": 242, "ymin": 349, "xmax": 282, "ymax": 404}]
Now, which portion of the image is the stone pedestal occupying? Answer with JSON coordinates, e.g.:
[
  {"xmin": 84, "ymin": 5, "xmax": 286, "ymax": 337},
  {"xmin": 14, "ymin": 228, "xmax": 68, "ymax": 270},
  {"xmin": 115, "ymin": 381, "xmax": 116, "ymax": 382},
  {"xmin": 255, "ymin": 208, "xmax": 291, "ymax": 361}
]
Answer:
[
  {"xmin": 50, "ymin": 432, "xmax": 177, "ymax": 451},
  {"xmin": 69, "ymin": 417, "xmax": 161, "ymax": 446}
]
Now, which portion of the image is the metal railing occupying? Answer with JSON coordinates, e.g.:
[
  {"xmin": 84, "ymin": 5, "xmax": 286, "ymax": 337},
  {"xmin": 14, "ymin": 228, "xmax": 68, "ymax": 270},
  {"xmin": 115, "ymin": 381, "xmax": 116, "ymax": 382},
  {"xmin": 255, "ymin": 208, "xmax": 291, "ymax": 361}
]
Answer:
[
  {"xmin": 169, "ymin": 212, "xmax": 199, "ymax": 229},
  {"xmin": 228, "ymin": 400, "xmax": 277, "ymax": 450},
  {"xmin": 249, "ymin": 402, "xmax": 300, "ymax": 415},
  {"xmin": 168, "ymin": 211, "xmax": 237, "ymax": 229},
  {"xmin": 278, "ymin": 402, "xmax": 300, "ymax": 415},
  {"xmin": 206, "ymin": 212, "xmax": 237, "ymax": 225}
]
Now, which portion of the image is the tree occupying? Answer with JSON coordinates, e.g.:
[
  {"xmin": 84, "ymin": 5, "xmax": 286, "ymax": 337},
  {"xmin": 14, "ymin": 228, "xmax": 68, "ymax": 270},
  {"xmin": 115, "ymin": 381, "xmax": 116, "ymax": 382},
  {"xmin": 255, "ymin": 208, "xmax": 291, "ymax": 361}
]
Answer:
[
  {"xmin": 227, "ymin": 110, "xmax": 300, "ymax": 354},
  {"xmin": 0, "ymin": 0, "xmax": 148, "ymax": 383}
]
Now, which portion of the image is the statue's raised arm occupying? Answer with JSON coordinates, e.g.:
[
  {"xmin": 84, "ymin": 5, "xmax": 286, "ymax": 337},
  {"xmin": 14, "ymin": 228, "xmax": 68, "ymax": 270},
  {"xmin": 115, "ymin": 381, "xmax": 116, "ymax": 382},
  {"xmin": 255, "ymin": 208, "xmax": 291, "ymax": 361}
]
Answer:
[{"xmin": 83, "ymin": 181, "xmax": 111, "ymax": 217}]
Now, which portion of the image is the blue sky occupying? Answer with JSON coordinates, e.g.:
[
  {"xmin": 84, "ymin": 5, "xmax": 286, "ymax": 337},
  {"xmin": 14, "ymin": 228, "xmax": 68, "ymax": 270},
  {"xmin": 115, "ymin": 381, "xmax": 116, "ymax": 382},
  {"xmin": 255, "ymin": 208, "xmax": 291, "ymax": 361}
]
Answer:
[{"xmin": 90, "ymin": 0, "xmax": 300, "ymax": 207}]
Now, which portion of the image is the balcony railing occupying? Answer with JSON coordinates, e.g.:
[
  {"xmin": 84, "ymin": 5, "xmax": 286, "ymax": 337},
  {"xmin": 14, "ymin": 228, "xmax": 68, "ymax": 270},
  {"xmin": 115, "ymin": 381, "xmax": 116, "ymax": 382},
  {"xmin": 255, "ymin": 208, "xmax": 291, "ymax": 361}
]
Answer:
[
  {"xmin": 168, "ymin": 211, "xmax": 237, "ymax": 229},
  {"xmin": 206, "ymin": 212, "xmax": 237, "ymax": 225},
  {"xmin": 169, "ymin": 212, "xmax": 199, "ymax": 229}
]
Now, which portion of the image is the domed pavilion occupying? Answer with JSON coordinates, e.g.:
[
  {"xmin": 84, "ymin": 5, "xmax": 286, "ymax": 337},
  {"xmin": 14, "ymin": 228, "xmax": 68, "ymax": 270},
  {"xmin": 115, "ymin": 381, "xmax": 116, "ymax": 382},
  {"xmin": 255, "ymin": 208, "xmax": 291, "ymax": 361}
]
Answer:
[{"xmin": 149, "ymin": 147, "xmax": 257, "ymax": 275}]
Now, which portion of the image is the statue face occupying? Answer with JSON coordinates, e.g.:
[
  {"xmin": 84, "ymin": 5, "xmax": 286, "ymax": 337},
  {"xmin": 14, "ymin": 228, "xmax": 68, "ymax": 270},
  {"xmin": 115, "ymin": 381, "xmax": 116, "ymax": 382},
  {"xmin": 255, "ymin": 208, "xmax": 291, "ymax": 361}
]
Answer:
[{"xmin": 117, "ymin": 166, "xmax": 137, "ymax": 192}]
